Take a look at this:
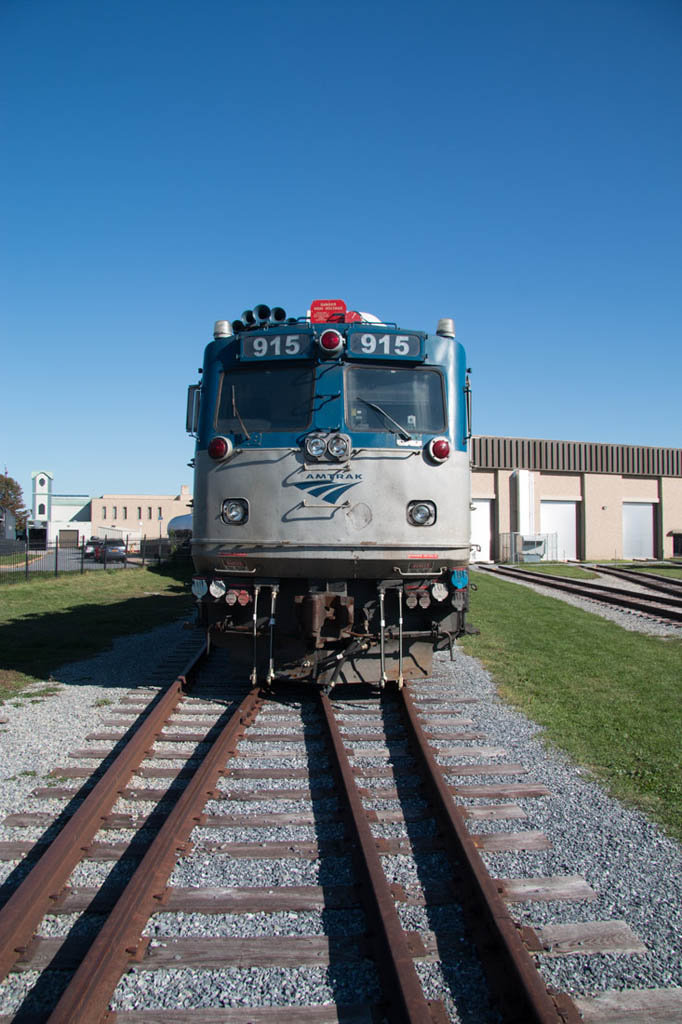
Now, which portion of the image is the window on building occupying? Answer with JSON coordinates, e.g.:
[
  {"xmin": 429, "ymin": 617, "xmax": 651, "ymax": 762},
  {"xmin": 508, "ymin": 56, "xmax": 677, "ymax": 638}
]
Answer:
[
  {"xmin": 147, "ymin": 507, "xmax": 152, "ymax": 519},
  {"xmin": 39, "ymin": 477, "xmax": 46, "ymax": 487},
  {"xmin": 123, "ymin": 507, "xmax": 128, "ymax": 520},
  {"xmin": 158, "ymin": 506, "xmax": 162, "ymax": 519},
  {"xmin": 38, "ymin": 503, "xmax": 45, "ymax": 516},
  {"xmin": 113, "ymin": 506, "xmax": 118, "ymax": 520},
  {"xmin": 102, "ymin": 507, "xmax": 107, "ymax": 519},
  {"xmin": 137, "ymin": 506, "xmax": 142, "ymax": 519}
]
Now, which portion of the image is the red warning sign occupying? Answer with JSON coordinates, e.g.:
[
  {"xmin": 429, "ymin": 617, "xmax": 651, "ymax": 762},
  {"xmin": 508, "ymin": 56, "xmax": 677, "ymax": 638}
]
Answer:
[{"xmin": 310, "ymin": 299, "xmax": 347, "ymax": 323}]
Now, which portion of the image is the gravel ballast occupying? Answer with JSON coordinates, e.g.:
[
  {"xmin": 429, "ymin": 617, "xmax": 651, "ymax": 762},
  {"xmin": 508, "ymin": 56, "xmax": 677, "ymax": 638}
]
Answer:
[
  {"xmin": 419, "ymin": 647, "xmax": 682, "ymax": 998},
  {"xmin": 0, "ymin": 610, "xmax": 680, "ymax": 1017}
]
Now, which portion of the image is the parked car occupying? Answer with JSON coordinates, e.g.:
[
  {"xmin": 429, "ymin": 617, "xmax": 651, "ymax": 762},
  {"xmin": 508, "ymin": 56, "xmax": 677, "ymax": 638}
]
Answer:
[
  {"xmin": 94, "ymin": 540, "xmax": 127, "ymax": 563},
  {"xmin": 84, "ymin": 538, "xmax": 101, "ymax": 559}
]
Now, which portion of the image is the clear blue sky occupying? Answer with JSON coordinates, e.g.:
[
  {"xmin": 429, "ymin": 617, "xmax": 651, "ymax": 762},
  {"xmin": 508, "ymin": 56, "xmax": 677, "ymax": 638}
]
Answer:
[{"xmin": 2, "ymin": 0, "xmax": 680, "ymax": 506}]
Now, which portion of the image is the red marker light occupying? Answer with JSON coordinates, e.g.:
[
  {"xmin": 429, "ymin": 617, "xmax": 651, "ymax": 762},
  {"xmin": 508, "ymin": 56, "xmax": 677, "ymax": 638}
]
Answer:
[
  {"xmin": 427, "ymin": 437, "xmax": 450, "ymax": 463},
  {"xmin": 319, "ymin": 329, "xmax": 344, "ymax": 355},
  {"xmin": 208, "ymin": 436, "xmax": 232, "ymax": 460}
]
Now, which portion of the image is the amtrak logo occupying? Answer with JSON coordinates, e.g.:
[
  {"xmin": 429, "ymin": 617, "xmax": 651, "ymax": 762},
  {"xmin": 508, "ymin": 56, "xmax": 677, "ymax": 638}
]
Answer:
[{"xmin": 291, "ymin": 472, "xmax": 363, "ymax": 505}]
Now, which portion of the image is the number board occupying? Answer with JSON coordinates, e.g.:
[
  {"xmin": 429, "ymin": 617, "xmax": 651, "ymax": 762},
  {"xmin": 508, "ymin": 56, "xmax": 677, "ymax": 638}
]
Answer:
[
  {"xmin": 241, "ymin": 333, "xmax": 314, "ymax": 360},
  {"xmin": 347, "ymin": 331, "xmax": 423, "ymax": 360}
]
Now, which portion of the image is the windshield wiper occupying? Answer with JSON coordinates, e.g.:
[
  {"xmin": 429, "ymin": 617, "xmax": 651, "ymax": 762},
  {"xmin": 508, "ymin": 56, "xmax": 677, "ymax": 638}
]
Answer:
[
  {"xmin": 359, "ymin": 399, "xmax": 413, "ymax": 441},
  {"xmin": 232, "ymin": 385, "xmax": 251, "ymax": 440}
]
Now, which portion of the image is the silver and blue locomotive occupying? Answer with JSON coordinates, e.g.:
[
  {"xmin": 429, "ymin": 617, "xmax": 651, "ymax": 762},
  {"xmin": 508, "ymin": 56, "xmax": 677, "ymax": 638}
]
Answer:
[{"xmin": 186, "ymin": 299, "xmax": 472, "ymax": 690}]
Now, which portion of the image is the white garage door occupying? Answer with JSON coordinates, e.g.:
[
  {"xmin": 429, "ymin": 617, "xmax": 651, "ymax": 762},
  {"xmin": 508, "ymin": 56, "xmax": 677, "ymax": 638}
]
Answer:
[
  {"xmin": 622, "ymin": 503, "xmax": 655, "ymax": 559},
  {"xmin": 470, "ymin": 499, "xmax": 492, "ymax": 562},
  {"xmin": 540, "ymin": 501, "xmax": 577, "ymax": 561}
]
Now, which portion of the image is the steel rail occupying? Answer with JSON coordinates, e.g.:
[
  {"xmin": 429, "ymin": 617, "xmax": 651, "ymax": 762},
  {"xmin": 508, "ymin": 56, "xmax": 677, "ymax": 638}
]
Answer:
[
  {"xmin": 399, "ymin": 686, "xmax": 580, "ymax": 1024},
  {"xmin": 482, "ymin": 565, "xmax": 682, "ymax": 622},
  {"xmin": 0, "ymin": 642, "xmax": 208, "ymax": 982},
  {"xmin": 46, "ymin": 685, "xmax": 264, "ymax": 1024},
  {"xmin": 319, "ymin": 693, "xmax": 438, "ymax": 1024}
]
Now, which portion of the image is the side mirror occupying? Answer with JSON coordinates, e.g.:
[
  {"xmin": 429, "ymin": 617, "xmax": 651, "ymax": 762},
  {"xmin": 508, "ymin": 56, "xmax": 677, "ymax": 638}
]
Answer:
[{"xmin": 186, "ymin": 384, "xmax": 201, "ymax": 435}]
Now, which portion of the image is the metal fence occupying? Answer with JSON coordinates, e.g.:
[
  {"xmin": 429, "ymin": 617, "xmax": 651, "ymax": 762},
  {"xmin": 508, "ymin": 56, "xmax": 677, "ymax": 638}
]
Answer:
[{"xmin": 0, "ymin": 537, "xmax": 185, "ymax": 584}]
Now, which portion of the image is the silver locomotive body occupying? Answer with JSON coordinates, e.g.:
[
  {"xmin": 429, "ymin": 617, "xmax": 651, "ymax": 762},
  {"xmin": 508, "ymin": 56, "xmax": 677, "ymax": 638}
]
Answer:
[{"xmin": 188, "ymin": 303, "xmax": 472, "ymax": 689}]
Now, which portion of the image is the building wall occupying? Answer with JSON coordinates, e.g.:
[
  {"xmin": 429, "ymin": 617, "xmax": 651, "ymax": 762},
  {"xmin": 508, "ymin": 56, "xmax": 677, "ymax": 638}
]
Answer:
[
  {"xmin": 28, "ymin": 472, "xmax": 193, "ymax": 545},
  {"xmin": 472, "ymin": 470, "xmax": 496, "ymax": 499},
  {"xmin": 661, "ymin": 477, "xmax": 682, "ymax": 558},
  {"xmin": 537, "ymin": 472, "xmax": 582, "ymax": 500},
  {"xmin": 31, "ymin": 471, "xmax": 54, "ymax": 521},
  {"xmin": 472, "ymin": 466, "xmax": 674, "ymax": 561},
  {"xmin": 493, "ymin": 470, "xmax": 513, "ymax": 559},
  {"xmin": 47, "ymin": 497, "xmax": 92, "ymax": 545},
  {"xmin": 0, "ymin": 506, "xmax": 17, "ymax": 540},
  {"xmin": 90, "ymin": 485, "xmax": 192, "ymax": 539},
  {"xmin": 581, "ymin": 474, "xmax": 624, "ymax": 560}
]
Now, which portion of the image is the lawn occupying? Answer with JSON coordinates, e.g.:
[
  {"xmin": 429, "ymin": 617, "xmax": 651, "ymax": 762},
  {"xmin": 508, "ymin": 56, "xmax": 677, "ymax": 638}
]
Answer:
[
  {"xmin": 0, "ymin": 563, "xmax": 193, "ymax": 702},
  {"xmin": 636, "ymin": 566, "xmax": 682, "ymax": 579},
  {"xmin": 461, "ymin": 571, "xmax": 682, "ymax": 841}
]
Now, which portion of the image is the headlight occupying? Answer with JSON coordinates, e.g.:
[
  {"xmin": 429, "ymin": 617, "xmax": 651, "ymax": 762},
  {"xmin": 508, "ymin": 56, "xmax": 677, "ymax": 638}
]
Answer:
[
  {"xmin": 209, "ymin": 578, "xmax": 227, "ymax": 598},
  {"xmin": 221, "ymin": 498, "xmax": 249, "ymax": 524},
  {"xmin": 305, "ymin": 434, "xmax": 327, "ymax": 459},
  {"xmin": 407, "ymin": 500, "xmax": 436, "ymax": 526},
  {"xmin": 327, "ymin": 433, "xmax": 350, "ymax": 460}
]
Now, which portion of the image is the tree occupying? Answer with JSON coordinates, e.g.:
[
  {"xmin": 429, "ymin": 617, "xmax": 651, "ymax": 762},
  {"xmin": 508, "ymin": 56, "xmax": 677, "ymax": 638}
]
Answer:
[{"xmin": 0, "ymin": 472, "xmax": 28, "ymax": 531}]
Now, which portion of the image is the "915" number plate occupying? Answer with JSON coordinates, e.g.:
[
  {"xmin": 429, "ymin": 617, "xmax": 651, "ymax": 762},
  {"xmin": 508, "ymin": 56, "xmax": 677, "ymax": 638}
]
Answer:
[
  {"xmin": 347, "ymin": 332, "xmax": 422, "ymax": 359},
  {"xmin": 241, "ymin": 334, "xmax": 314, "ymax": 360}
]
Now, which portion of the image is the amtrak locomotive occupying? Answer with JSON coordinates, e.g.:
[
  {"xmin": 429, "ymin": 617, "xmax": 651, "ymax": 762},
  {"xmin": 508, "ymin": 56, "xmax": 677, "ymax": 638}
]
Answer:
[{"xmin": 187, "ymin": 299, "xmax": 473, "ymax": 690}]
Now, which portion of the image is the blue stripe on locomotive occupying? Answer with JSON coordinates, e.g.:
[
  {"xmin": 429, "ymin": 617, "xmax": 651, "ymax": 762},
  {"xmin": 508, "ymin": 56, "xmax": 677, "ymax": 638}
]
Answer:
[{"xmin": 196, "ymin": 327, "xmax": 467, "ymax": 453}]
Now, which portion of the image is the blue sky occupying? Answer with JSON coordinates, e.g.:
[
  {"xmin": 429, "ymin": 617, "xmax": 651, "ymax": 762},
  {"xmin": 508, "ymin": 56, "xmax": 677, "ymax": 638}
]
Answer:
[{"xmin": 2, "ymin": 0, "xmax": 681, "ymax": 504}]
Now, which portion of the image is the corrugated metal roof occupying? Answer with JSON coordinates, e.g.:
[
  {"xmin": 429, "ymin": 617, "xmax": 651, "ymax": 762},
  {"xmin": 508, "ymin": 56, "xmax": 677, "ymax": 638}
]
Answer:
[{"xmin": 471, "ymin": 436, "xmax": 682, "ymax": 477}]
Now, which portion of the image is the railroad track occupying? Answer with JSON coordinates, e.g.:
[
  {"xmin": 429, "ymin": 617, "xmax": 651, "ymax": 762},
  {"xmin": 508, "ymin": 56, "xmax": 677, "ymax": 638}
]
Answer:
[
  {"xmin": 0, "ymin": 649, "xmax": 680, "ymax": 1021},
  {"xmin": 478, "ymin": 565, "xmax": 682, "ymax": 623},
  {"xmin": 591, "ymin": 564, "xmax": 682, "ymax": 597}
]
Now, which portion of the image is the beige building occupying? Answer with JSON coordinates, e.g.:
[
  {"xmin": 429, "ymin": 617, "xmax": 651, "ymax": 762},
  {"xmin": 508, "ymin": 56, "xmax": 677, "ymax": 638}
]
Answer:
[
  {"xmin": 471, "ymin": 437, "xmax": 682, "ymax": 562},
  {"xmin": 90, "ymin": 485, "xmax": 192, "ymax": 540},
  {"xmin": 28, "ymin": 472, "xmax": 193, "ymax": 545}
]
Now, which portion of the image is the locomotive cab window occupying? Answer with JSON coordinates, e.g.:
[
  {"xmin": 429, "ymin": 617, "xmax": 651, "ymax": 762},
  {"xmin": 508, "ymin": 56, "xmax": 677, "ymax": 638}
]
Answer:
[
  {"xmin": 345, "ymin": 366, "xmax": 446, "ymax": 434},
  {"xmin": 216, "ymin": 366, "xmax": 314, "ymax": 433}
]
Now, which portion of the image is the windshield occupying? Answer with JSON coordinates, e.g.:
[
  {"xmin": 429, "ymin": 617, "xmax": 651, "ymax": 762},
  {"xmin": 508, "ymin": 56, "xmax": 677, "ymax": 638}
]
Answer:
[
  {"xmin": 216, "ymin": 366, "xmax": 314, "ymax": 433},
  {"xmin": 345, "ymin": 366, "xmax": 446, "ymax": 434}
]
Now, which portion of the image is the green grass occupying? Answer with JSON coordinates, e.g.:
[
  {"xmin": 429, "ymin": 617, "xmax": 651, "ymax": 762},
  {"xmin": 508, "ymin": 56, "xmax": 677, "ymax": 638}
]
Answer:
[
  {"xmin": 461, "ymin": 572, "xmax": 682, "ymax": 841},
  {"xmin": 506, "ymin": 563, "xmax": 598, "ymax": 579},
  {"xmin": 635, "ymin": 566, "xmax": 682, "ymax": 579},
  {"xmin": 0, "ymin": 554, "xmax": 22, "ymax": 567},
  {"xmin": 0, "ymin": 563, "xmax": 193, "ymax": 703}
]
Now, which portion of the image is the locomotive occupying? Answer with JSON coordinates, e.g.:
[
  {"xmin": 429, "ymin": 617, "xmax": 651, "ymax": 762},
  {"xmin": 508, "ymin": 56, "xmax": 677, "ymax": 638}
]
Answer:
[{"xmin": 186, "ymin": 299, "xmax": 473, "ymax": 690}]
